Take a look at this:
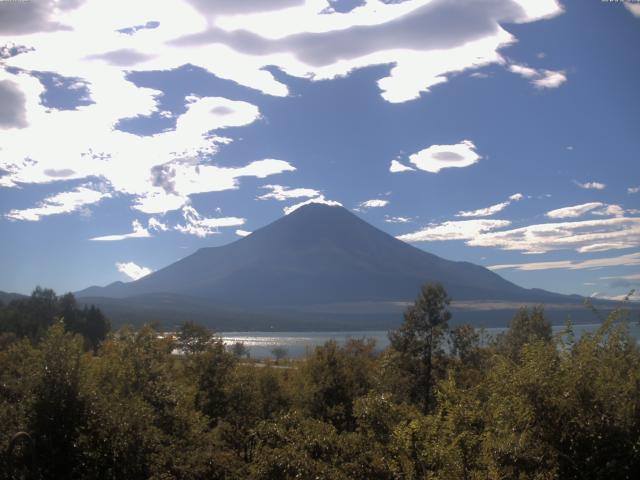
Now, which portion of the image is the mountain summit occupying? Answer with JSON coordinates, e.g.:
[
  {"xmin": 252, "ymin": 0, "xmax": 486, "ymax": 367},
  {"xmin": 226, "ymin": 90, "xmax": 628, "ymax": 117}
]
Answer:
[{"xmin": 76, "ymin": 203, "xmax": 589, "ymax": 328}]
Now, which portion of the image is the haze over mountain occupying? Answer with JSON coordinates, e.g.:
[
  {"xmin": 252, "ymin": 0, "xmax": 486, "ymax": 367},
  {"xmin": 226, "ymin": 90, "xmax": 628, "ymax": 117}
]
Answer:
[{"xmin": 71, "ymin": 203, "xmax": 617, "ymax": 330}]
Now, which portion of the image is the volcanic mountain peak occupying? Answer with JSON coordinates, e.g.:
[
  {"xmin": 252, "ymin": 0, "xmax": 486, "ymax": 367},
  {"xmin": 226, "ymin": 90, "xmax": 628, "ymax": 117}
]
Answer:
[{"xmin": 75, "ymin": 202, "xmax": 588, "ymax": 327}]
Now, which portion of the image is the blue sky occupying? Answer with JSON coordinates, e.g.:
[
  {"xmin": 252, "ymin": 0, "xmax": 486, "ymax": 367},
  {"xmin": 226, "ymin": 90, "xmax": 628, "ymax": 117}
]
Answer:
[{"xmin": 0, "ymin": 0, "xmax": 638, "ymax": 300}]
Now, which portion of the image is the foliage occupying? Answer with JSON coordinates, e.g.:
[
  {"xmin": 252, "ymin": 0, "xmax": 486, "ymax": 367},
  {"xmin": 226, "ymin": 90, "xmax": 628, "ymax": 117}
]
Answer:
[
  {"xmin": 388, "ymin": 282, "xmax": 451, "ymax": 412},
  {"xmin": 0, "ymin": 287, "xmax": 109, "ymax": 350},
  {"xmin": 1, "ymin": 284, "xmax": 639, "ymax": 479}
]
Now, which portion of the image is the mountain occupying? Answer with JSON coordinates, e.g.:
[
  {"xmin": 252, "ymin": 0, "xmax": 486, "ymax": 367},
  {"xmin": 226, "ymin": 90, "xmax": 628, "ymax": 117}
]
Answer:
[
  {"xmin": 0, "ymin": 291, "xmax": 27, "ymax": 305},
  {"xmin": 76, "ymin": 204, "xmax": 619, "ymax": 329}
]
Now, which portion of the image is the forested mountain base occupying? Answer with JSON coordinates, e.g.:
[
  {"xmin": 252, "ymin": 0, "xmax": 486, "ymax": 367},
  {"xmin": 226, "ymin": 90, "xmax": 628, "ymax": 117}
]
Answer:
[{"xmin": 1, "ymin": 285, "xmax": 639, "ymax": 479}]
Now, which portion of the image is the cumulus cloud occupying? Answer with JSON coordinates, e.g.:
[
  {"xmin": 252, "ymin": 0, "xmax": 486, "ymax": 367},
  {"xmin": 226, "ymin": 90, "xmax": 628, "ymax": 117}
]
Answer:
[
  {"xmin": 628, "ymin": 186, "xmax": 639, "ymax": 194},
  {"xmin": 389, "ymin": 159, "xmax": 415, "ymax": 173},
  {"xmin": 283, "ymin": 196, "xmax": 343, "ymax": 215},
  {"xmin": 409, "ymin": 140, "xmax": 481, "ymax": 173},
  {"xmin": 5, "ymin": 185, "xmax": 110, "ymax": 221},
  {"xmin": 90, "ymin": 219, "xmax": 151, "ymax": 241},
  {"xmin": 456, "ymin": 192, "xmax": 523, "ymax": 218},
  {"xmin": 0, "ymin": 0, "xmax": 565, "ymax": 220},
  {"xmin": 116, "ymin": 261, "xmax": 152, "ymax": 280},
  {"xmin": 0, "ymin": 0, "xmax": 84, "ymax": 36},
  {"xmin": 574, "ymin": 180, "xmax": 606, "ymax": 190},
  {"xmin": 398, "ymin": 219, "xmax": 511, "ymax": 242},
  {"xmin": 359, "ymin": 199, "xmax": 389, "ymax": 209},
  {"xmin": 148, "ymin": 217, "xmax": 168, "ymax": 231},
  {"xmin": 235, "ymin": 229, "xmax": 252, "ymax": 237},
  {"xmin": 1, "ymin": 0, "xmax": 564, "ymax": 110},
  {"xmin": 0, "ymin": 79, "xmax": 28, "ymax": 129},
  {"xmin": 258, "ymin": 184, "xmax": 320, "ymax": 201},
  {"xmin": 174, "ymin": 205, "xmax": 245, "ymax": 238},
  {"xmin": 508, "ymin": 63, "xmax": 566, "ymax": 88},
  {"xmin": 488, "ymin": 252, "xmax": 640, "ymax": 271},
  {"xmin": 0, "ymin": 68, "xmax": 293, "ymax": 213}
]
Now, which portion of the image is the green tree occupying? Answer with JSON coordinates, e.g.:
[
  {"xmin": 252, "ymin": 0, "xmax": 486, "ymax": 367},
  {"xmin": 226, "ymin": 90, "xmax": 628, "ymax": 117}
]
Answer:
[
  {"xmin": 231, "ymin": 341, "xmax": 250, "ymax": 358},
  {"xmin": 495, "ymin": 306, "xmax": 552, "ymax": 361},
  {"xmin": 28, "ymin": 322, "xmax": 86, "ymax": 479},
  {"xmin": 193, "ymin": 339, "xmax": 237, "ymax": 424},
  {"xmin": 388, "ymin": 282, "xmax": 451, "ymax": 412},
  {"xmin": 297, "ymin": 339, "xmax": 375, "ymax": 432},
  {"xmin": 271, "ymin": 346, "xmax": 288, "ymax": 364},
  {"xmin": 178, "ymin": 320, "xmax": 214, "ymax": 354}
]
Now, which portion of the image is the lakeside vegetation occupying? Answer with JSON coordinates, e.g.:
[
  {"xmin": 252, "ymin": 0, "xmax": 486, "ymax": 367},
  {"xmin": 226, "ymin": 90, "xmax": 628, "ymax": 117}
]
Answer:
[{"xmin": 1, "ymin": 285, "xmax": 639, "ymax": 479}]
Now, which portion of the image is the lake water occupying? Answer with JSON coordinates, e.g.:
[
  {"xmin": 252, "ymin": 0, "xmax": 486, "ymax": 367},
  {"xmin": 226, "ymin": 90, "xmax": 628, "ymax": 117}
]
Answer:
[{"xmin": 220, "ymin": 322, "xmax": 640, "ymax": 359}]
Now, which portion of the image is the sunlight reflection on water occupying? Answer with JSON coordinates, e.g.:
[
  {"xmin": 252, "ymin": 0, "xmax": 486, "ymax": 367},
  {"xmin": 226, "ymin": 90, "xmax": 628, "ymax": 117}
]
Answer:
[{"xmin": 218, "ymin": 322, "xmax": 640, "ymax": 359}]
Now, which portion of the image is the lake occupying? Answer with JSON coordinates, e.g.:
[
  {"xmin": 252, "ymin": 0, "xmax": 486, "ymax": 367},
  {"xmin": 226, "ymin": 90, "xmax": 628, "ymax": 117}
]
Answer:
[{"xmin": 220, "ymin": 322, "xmax": 640, "ymax": 359}]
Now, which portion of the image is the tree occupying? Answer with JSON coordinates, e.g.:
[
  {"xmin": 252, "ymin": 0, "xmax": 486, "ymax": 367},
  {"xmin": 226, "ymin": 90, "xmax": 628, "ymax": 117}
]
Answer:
[
  {"xmin": 271, "ymin": 346, "xmax": 288, "ymax": 364},
  {"xmin": 389, "ymin": 282, "xmax": 451, "ymax": 412},
  {"xmin": 297, "ymin": 339, "xmax": 375, "ymax": 432},
  {"xmin": 29, "ymin": 322, "xmax": 86, "ymax": 479},
  {"xmin": 230, "ymin": 341, "xmax": 250, "ymax": 358},
  {"xmin": 193, "ymin": 339, "xmax": 237, "ymax": 424},
  {"xmin": 495, "ymin": 306, "xmax": 552, "ymax": 361},
  {"xmin": 178, "ymin": 321, "xmax": 213, "ymax": 354}
]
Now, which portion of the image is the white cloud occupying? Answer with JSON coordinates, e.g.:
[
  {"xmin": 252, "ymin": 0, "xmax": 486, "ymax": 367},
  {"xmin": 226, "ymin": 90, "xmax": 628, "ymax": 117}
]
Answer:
[
  {"xmin": 148, "ymin": 217, "xmax": 169, "ymax": 231},
  {"xmin": 0, "ymin": 0, "xmax": 565, "ymax": 116},
  {"xmin": 130, "ymin": 158, "xmax": 295, "ymax": 214},
  {"xmin": 398, "ymin": 219, "xmax": 511, "ymax": 242},
  {"xmin": 591, "ymin": 291, "xmax": 640, "ymax": 302},
  {"xmin": 5, "ymin": 185, "xmax": 110, "ymax": 221},
  {"xmin": 574, "ymin": 180, "xmax": 606, "ymax": 190},
  {"xmin": 468, "ymin": 216, "xmax": 640, "ymax": 254},
  {"xmin": 235, "ymin": 229, "xmax": 252, "ymax": 237},
  {"xmin": 532, "ymin": 69, "xmax": 566, "ymax": 88},
  {"xmin": 625, "ymin": 4, "xmax": 640, "ymax": 18},
  {"xmin": 283, "ymin": 195, "xmax": 342, "ymax": 215},
  {"xmin": 399, "ymin": 214, "xmax": 640, "ymax": 255},
  {"xmin": 359, "ymin": 199, "xmax": 389, "ymax": 209},
  {"xmin": 456, "ymin": 192, "xmax": 523, "ymax": 218},
  {"xmin": 592, "ymin": 204, "xmax": 625, "ymax": 217},
  {"xmin": 0, "ymin": 0, "xmax": 565, "ymax": 219},
  {"xmin": 384, "ymin": 215, "xmax": 412, "ymax": 224},
  {"xmin": 389, "ymin": 159, "xmax": 415, "ymax": 173},
  {"xmin": 628, "ymin": 186, "xmax": 639, "ymax": 194},
  {"xmin": 601, "ymin": 273, "xmax": 640, "ymax": 281},
  {"xmin": 546, "ymin": 202, "xmax": 628, "ymax": 219},
  {"xmin": 545, "ymin": 202, "xmax": 604, "ymax": 219},
  {"xmin": 258, "ymin": 184, "xmax": 320, "ymax": 201},
  {"xmin": 488, "ymin": 252, "xmax": 640, "ymax": 272},
  {"xmin": 508, "ymin": 63, "xmax": 566, "ymax": 89},
  {"xmin": 116, "ymin": 261, "xmax": 152, "ymax": 280},
  {"xmin": 409, "ymin": 140, "xmax": 481, "ymax": 173},
  {"xmin": 174, "ymin": 205, "xmax": 245, "ymax": 238},
  {"xmin": 90, "ymin": 219, "xmax": 151, "ymax": 241},
  {"xmin": 0, "ymin": 66, "xmax": 293, "ymax": 214}
]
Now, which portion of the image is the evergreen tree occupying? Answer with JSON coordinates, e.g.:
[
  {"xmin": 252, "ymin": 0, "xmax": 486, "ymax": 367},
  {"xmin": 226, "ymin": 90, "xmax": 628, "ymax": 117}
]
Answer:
[{"xmin": 389, "ymin": 282, "xmax": 451, "ymax": 412}]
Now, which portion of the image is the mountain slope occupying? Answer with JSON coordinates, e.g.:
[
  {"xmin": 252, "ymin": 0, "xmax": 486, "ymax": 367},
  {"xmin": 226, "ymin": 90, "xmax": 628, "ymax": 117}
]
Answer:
[{"xmin": 78, "ymin": 203, "xmax": 569, "ymax": 307}]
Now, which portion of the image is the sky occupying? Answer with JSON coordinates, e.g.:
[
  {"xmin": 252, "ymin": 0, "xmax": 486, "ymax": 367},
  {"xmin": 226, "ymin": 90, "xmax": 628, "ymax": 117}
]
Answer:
[{"xmin": 0, "ymin": 0, "xmax": 639, "ymax": 301}]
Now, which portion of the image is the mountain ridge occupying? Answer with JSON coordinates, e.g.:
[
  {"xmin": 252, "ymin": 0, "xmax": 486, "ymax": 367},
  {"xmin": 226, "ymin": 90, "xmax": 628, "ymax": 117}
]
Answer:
[
  {"xmin": 77, "ymin": 203, "xmax": 570, "ymax": 304},
  {"xmin": 68, "ymin": 203, "xmax": 627, "ymax": 329}
]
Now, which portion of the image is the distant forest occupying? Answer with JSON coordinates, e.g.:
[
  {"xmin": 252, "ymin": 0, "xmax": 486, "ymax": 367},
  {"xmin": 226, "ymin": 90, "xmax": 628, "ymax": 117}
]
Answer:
[{"xmin": 1, "ymin": 284, "xmax": 639, "ymax": 479}]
